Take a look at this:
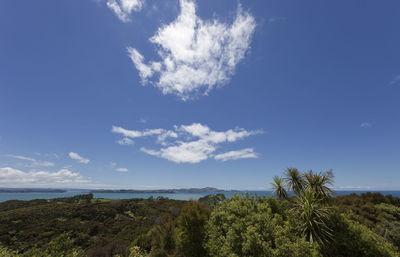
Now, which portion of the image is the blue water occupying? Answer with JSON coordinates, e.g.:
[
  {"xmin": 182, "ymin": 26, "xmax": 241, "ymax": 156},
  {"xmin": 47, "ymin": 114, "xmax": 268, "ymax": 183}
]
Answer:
[{"xmin": 0, "ymin": 190, "xmax": 400, "ymax": 202}]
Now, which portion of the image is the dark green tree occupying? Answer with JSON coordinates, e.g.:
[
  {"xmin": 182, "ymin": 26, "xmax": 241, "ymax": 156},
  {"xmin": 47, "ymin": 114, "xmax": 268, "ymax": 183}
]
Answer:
[
  {"xmin": 150, "ymin": 214, "xmax": 177, "ymax": 257},
  {"xmin": 176, "ymin": 201, "xmax": 211, "ymax": 257}
]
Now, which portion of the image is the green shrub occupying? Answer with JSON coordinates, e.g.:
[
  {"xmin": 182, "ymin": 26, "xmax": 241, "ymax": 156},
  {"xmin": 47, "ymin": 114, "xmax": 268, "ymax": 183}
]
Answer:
[{"xmin": 205, "ymin": 194, "xmax": 321, "ymax": 257}]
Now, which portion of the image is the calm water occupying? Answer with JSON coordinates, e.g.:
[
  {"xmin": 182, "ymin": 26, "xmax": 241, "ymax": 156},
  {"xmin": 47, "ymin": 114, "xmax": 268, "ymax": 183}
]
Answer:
[{"xmin": 0, "ymin": 190, "xmax": 400, "ymax": 202}]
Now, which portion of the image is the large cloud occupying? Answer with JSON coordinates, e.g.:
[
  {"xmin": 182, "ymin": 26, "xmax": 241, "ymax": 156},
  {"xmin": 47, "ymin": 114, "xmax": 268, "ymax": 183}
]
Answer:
[
  {"xmin": 0, "ymin": 167, "xmax": 90, "ymax": 187},
  {"xmin": 107, "ymin": 0, "xmax": 144, "ymax": 22},
  {"xmin": 128, "ymin": 0, "xmax": 256, "ymax": 100},
  {"xmin": 112, "ymin": 123, "xmax": 261, "ymax": 163}
]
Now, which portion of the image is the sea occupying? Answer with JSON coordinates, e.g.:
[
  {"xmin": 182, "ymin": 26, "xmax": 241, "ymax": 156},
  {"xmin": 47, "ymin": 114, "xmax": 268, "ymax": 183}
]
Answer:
[{"xmin": 1, "ymin": 190, "xmax": 400, "ymax": 202}]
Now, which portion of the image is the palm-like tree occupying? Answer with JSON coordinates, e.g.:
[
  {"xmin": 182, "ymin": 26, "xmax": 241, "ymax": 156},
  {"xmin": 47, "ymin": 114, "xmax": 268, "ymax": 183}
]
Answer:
[
  {"xmin": 284, "ymin": 168, "xmax": 305, "ymax": 196},
  {"xmin": 295, "ymin": 188, "xmax": 332, "ymax": 246},
  {"xmin": 305, "ymin": 170, "xmax": 334, "ymax": 200},
  {"xmin": 271, "ymin": 176, "xmax": 287, "ymax": 199}
]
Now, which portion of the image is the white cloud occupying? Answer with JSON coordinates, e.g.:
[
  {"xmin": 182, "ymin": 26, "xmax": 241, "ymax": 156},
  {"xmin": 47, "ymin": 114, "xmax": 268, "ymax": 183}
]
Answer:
[
  {"xmin": 128, "ymin": 0, "xmax": 256, "ymax": 100},
  {"xmin": 117, "ymin": 137, "xmax": 135, "ymax": 145},
  {"xmin": 0, "ymin": 167, "xmax": 90, "ymax": 187},
  {"xmin": 112, "ymin": 126, "xmax": 177, "ymax": 146},
  {"xmin": 360, "ymin": 122, "xmax": 372, "ymax": 128},
  {"xmin": 68, "ymin": 152, "xmax": 90, "ymax": 164},
  {"xmin": 114, "ymin": 123, "xmax": 261, "ymax": 163},
  {"xmin": 214, "ymin": 148, "xmax": 258, "ymax": 162},
  {"xmin": 156, "ymin": 130, "xmax": 178, "ymax": 145},
  {"xmin": 107, "ymin": 0, "xmax": 144, "ymax": 22},
  {"xmin": 112, "ymin": 126, "xmax": 164, "ymax": 138},
  {"xmin": 5, "ymin": 154, "xmax": 55, "ymax": 167},
  {"xmin": 116, "ymin": 167, "xmax": 128, "ymax": 172}
]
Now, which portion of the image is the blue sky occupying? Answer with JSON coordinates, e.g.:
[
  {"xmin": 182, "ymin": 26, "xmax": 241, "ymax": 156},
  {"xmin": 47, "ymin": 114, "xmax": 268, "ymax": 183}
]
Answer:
[{"xmin": 0, "ymin": 0, "xmax": 400, "ymax": 190}]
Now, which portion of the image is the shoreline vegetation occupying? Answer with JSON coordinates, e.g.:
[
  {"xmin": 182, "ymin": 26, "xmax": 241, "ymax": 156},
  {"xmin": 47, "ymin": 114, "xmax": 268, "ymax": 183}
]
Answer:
[
  {"xmin": 89, "ymin": 187, "xmax": 227, "ymax": 194},
  {"xmin": 0, "ymin": 169, "xmax": 400, "ymax": 257}
]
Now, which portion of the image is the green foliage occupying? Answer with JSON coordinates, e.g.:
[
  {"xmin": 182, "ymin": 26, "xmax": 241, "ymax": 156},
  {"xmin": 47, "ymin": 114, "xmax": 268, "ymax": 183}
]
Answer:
[
  {"xmin": 128, "ymin": 246, "xmax": 146, "ymax": 257},
  {"xmin": 176, "ymin": 201, "xmax": 210, "ymax": 257},
  {"xmin": 284, "ymin": 168, "xmax": 305, "ymax": 195},
  {"xmin": 0, "ymin": 245, "xmax": 18, "ymax": 257},
  {"xmin": 271, "ymin": 176, "xmax": 287, "ymax": 199},
  {"xmin": 0, "ymin": 196, "xmax": 185, "ymax": 257},
  {"xmin": 376, "ymin": 203, "xmax": 400, "ymax": 219},
  {"xmin": 131, "ymin": 229, "xmax": 153, "ymax": 253},
  {"xmin": 278, "ymin": 168, "xmax": 335, "ymax": 247},
  {"xmin": 304, "ymin": 170, "xmax": 334, "ymax": 201},
  {"xmin": 334, "ymin": 192, "xmax": 400, "ymax": 249},
  {"xmin": 376, "ymin": 219, "xmax": 400, "ymax": 250},
  {"xmin": 149, "ymin": 214, "xmax": 177, "ymax": 257},
  {"xmin": 294, "ymin": 188, "xmax": 332, "ymax": 246},
  {"xmin": 198, "ymin": 193, "xmax": 226, "ymax": 208},
  {"xmin": 2, "ymin": 184, "xmax": 400, "ymax": 257},
  {"xmin": 328, "ymin": 212, "xmax": 400, "ymax": 257},
  {"xmin": 205, "ymin": 194, "xmax": 321, "ymax": 257}
]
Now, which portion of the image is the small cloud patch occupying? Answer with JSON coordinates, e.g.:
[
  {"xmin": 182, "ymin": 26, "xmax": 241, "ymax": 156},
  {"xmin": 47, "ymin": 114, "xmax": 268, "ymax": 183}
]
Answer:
[
  {"xmin": 214, "ymin": 148, "xmax": 258, "ymax": 162},
  {"xmin": 69, "ymin": 152, "xmax": 90, "ymax": 164},
  {"xmin": 360, "ymin": 122, "xmax": 372, "ymax": 128},
  {"xmin": 107, "ymin": 0, "xmax": 144, "ymax": 22},
  {"xmin": 116, "ymin": 167, "xmax": 128, "ymax": 172}
]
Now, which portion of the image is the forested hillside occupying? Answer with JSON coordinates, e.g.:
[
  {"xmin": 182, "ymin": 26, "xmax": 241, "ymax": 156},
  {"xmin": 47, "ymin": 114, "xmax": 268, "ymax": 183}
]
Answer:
[{"xmin": 1, "ymin": 170, "xmax": 400, "ymax": 257}]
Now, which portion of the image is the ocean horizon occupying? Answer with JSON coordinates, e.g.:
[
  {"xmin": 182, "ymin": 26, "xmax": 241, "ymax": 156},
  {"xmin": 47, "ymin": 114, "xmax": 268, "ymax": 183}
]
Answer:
[{"xmin": 1, "ymin": 190, "xmax": 400, "ymax": 202}]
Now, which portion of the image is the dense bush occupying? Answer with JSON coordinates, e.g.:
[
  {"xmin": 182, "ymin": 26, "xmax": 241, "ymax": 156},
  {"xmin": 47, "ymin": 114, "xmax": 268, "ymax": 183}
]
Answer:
[
  {"xmin": 175, "ymin": 201, "xmax": 210, "ymax": 257},
  {"xmin": 1, "ymin": 190, "xmax": 400, "ymax": 256},
  {"xmin": 0, "ymin": 196, "xmax": 185, "ymax": 257},
  {"xmin": 205, "ymin": 194, "xmax": 322, "ymax": 257},
  {"xmin": 328, "ymin": 212, "xmax": 400, "ymax": 257}
]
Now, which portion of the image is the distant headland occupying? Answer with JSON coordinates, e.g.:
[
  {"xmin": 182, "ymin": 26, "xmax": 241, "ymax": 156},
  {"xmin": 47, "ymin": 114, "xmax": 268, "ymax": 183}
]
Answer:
[{"xmin": 90, "ymin": 187, "xmax": 226, "ymax": 194}]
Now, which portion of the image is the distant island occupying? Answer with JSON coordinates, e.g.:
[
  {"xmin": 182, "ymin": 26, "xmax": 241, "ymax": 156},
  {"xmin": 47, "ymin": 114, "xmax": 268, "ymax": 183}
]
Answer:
[
  {"xmin": 90, "ymin": 187, "xmax": 225, "ymax": 194},
  {"xmin": 0, "ymin": 187, "xmax": 227, "ymax": 194}
]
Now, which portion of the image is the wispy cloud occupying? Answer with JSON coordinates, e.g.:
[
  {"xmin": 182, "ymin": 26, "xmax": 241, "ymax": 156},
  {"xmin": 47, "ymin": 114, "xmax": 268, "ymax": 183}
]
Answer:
[
  {"xmin": 5, "ymin": 154, "xmax": 55, "ymax": 167},
  {"xmin": 68, "ymin": 152, "xmax": 90, "ymax": 164},
  {"xmin": 268, "ymin": 16, "xmax": 286, "ymax": 23},
  {"xmin": 113, "ymin": 123, "xmax": 261, "ymax": 163},
  {"xmin": 107, "ymin": 0, "xmax": 144, "ymax": 22},
  {"xmin": 117, "ymin": 137, "xmax": 135, "ymax": 145},
  {"xmin": 128, "ymin": 0, "xmax": 256, "ymax": 100},
  {"xmin": 112, "ymin": 126, "xmax": 177, "ymax": 145},
  {"xmin": 389, "ymin": 75, "xmax": 400, "ymax": 85},
  {"xmin": 0, "ymin": 167, "xmax": 90, "ymax": 187},
  {"xmin": 214, "ymin": 148, "xmax": 258, "ymax": 162},
  {"xmin": 360, "ymin": 122, "xmax": 372, "ymax": 128},
  {"xmin": 116, "ymin": 167, "xmax": 128, "ymax": 172}
]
